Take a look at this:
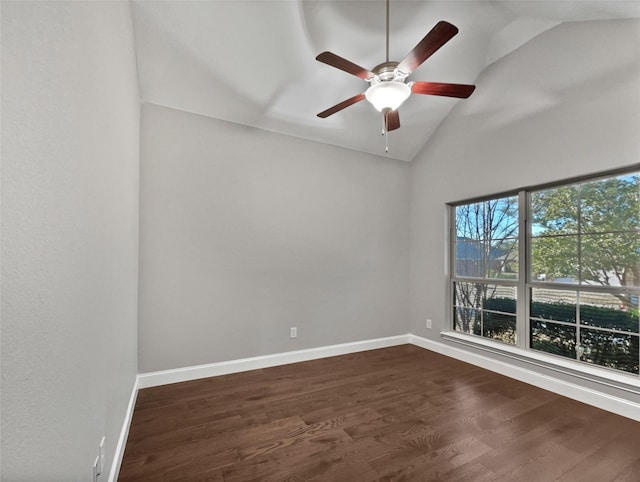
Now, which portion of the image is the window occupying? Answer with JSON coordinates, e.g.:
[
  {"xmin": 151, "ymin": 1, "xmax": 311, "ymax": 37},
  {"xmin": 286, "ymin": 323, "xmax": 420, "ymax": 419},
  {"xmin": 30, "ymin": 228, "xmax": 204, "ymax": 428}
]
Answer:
[
  {"xmin": 453, "ymin": 196, "xmax": 519, "ymax": 344},
  {"xmin": 451, "ymin": 170, "xmax": 640, "ymax": 375}
]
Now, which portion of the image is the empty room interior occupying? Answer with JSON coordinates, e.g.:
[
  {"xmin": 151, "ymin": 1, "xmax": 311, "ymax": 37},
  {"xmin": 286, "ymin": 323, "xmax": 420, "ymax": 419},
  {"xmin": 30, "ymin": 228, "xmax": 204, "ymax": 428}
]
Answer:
[{"xmin": 3, "ymin": 1, "xmax": 640, "ymax": 480}]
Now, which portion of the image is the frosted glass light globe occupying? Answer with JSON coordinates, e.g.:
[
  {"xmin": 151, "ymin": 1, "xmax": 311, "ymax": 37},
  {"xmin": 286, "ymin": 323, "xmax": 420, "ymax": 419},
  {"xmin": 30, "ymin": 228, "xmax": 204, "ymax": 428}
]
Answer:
[{"xmin": 365, "ymin": 81, "xmax": 411, "ymax": 112}]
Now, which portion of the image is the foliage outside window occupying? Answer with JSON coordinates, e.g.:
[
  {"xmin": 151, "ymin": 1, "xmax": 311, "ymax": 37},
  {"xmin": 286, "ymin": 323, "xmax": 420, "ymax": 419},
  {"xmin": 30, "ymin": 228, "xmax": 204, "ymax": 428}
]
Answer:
[{"xmin": 452, "ymin": 171, "xmax": 639, "ymax": 375}]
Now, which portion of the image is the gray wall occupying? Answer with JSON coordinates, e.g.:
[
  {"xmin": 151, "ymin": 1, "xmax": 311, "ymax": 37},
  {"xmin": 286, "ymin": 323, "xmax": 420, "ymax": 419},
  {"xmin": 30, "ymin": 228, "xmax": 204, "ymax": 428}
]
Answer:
[
  {"xmin": 2, "ymin": 8, "xmax": 638, "ymax": 480},
  {"xmin": 1, "ymin": 2, "xmax": 140, "ymax": 480},
  {"xmin": 138, "ymin": 103, "xmax": 410, "ymax": 372},
  {"xmin": 410, "ymin": 20, "xmax": 640, "ymax": 395}
]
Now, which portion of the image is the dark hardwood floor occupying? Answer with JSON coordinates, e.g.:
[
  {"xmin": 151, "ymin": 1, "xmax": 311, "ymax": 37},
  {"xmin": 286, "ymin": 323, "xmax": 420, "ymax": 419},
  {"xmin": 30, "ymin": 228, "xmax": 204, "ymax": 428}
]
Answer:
[{"xmin": 119, "ymin": 345, "xmax": 640, "ymax": 481}]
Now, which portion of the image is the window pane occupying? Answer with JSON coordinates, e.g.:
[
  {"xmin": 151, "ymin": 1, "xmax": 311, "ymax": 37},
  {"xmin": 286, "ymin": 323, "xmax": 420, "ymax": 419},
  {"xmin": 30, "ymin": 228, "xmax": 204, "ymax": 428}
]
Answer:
[
  {"xmin": 531, "ymin": 235, "xmax": 578, "ymax": 283},
  {"xmin": 454, "ymin": 282, "xmax": 482, "ymax": 309},
  {"xmin": 455, "ymin": 238, "xmax": 484, "ymax": 278},
  {"xmin": 485, "ymin": 196, "xmax": 519, "ymax": 280},
  {"xmin": 488, "ymin": 238, "xmax": 518, "ymax": 280},
  {"xmin": 455, "ymin": 202, "xmax": 484, "ymax": 240},
  {"xmin": 581, "ymin": 232, "xmax": 640, "ymax": 288},
  {"xmin": 482, "ymin": 285, "xmax": 517, "ymax": 344},
  {"xmin": 487, "ymin": 197, "xmax": 519, "ymax": 240},
  {"xmin": 483, "ymin": 313, "xmax": 516, "ymax": 344},
  {"xmin": 579, "ymin": 293, "xmax": 639, "ymax": 332},
  {"xmin": 580, "ymin": 174, "xmax": 640, "ymax": 234},
  {"xmin": 530, "ymin": 320, "xmax": 576, "ymax": 359},
  {"xmin": 530, "ymin": 288, "xmax": 577, "ymax": 323},
  {"xmin": 579, "ymin": 329, "xmax": 639, "ymax": 374},
  {"xmin": 454, "ymin": 308, "xmax": 480, "ymax": 336},
  {"xmin": 483, "ymin": 285, "xmax": 517, "ymax": 314},
  {"xmin": 531, "ymin": 185, "xmax": 579, "ymax": 235},
  {"xmin": 455, "ymin": 201, "xmax": 485, "ymax": 278}
]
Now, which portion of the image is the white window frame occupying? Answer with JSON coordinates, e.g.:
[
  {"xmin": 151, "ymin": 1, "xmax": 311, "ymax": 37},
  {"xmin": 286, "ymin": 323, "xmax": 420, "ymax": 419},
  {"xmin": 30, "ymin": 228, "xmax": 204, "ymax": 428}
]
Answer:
[{"xmin": 449, "ymin": 167, "xmax": 640, "ymax": 380}]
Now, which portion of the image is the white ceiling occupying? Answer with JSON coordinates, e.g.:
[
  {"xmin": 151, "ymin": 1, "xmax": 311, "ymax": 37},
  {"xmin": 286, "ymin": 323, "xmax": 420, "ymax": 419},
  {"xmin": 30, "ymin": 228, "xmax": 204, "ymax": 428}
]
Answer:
[{"xmin": 131, "ymin": 1, "xmax": 640, "ymax": 162}]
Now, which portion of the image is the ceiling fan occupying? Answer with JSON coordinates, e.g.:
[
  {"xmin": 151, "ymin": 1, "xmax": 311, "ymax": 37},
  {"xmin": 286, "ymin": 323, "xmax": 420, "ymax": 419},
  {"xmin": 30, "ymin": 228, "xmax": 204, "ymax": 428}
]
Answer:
[{"xmin": 315, "ymin": 0, "xmax": 475, "ymax": 145}]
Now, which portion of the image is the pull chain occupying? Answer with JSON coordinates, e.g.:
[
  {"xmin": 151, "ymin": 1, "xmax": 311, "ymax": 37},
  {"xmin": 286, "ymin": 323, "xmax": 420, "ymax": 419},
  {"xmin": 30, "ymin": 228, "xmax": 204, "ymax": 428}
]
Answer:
[{"xmin": 384, "ymin": 112, "xmax": 389, "ymax": 154}]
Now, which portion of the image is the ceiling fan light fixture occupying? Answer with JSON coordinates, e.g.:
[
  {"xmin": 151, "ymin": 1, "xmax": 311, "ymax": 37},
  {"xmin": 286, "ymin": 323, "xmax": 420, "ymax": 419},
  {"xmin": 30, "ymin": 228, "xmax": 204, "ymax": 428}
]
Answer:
[{"xmin": 365, "ymin": 81, "xmax": 411, "ymax": 112}]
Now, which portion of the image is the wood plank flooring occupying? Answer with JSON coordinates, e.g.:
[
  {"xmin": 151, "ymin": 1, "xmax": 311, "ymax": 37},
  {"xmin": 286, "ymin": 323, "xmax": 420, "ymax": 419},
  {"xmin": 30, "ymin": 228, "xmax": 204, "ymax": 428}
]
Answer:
[{"xmin": 119, "ymin": 345, "xmax": 640, "ymax": 481}]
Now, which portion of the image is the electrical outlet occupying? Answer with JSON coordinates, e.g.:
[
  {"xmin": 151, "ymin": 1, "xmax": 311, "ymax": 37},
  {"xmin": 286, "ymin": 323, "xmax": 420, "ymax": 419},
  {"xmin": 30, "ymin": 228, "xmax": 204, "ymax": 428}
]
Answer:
[
  {"xmin": 93, "ymin": 456, "xmax": 100, "ymax": 482},
  {"xmin": 290, "ymin": 327, "xmax": 297, "ymax": 339},
  {"xmin": 99, "ymin": 436, "xmax": 105, "ymax": 475},
  {"xmin": 426, "ymin": 319, "xmax": 432, "ymax": 329}
]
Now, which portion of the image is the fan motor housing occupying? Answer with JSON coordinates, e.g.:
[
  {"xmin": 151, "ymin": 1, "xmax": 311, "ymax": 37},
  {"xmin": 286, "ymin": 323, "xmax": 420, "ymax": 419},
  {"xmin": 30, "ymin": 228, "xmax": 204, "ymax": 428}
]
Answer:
[{"xmin": 371, "ymin": 61, "xmax": 401, "ymax": 82}]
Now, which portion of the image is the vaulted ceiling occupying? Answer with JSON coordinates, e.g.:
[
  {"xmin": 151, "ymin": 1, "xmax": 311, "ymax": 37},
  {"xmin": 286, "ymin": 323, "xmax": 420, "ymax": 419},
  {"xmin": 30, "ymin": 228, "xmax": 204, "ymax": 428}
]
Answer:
[{"xmin": 131, "ymin": 1, "xmax": 640, "ymax": 162}]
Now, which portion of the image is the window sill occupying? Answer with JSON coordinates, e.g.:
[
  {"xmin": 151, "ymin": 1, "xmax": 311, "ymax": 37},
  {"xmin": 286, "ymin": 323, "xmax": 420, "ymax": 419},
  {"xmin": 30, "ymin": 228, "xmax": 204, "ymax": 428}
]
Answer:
[{"xmin": 440, "ymin": 331, "xmax": 640, "ymax": 395}]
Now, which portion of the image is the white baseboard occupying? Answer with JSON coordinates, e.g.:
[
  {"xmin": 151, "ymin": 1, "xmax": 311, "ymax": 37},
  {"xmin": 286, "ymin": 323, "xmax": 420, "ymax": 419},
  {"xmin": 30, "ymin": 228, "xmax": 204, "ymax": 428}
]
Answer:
[
  {"xmin": 108, "ymin": 377, "xmax": 139, "ymax": 482},
  {"xmin": 408, "ymin": 334, "xmax": 640, "ymax": 422},
  {"xmin": 137, "ymin": 334, "xmax": 411, "ymax": 389}
]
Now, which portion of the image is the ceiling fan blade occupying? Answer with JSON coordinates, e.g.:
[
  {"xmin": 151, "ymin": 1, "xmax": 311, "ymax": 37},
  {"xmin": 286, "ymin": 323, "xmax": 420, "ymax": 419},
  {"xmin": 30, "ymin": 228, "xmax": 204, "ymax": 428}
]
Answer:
[
  {"xmin": 411, "ymin": 81, "xmax": 475, "ymax": 98},
  {"xmin": 316, "ymin": 52, "xmax": 375, "ymax": 80},
  {"xmin": 317, "ymin": 93, "xmax": 366, "ymax": 118},
  {"xmin": 385, "ymin": 110, "xmax": 400, "ymax": 131},
  {"xmin": 396, "ymin": 21, "xmax": 458, "ymax": 75}
]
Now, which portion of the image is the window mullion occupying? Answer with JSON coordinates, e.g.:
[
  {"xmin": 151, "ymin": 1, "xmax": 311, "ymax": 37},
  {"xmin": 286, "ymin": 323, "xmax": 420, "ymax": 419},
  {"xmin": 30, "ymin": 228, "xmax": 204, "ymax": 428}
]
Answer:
[
  {"xmin": 518, "ymin": 190, "xmax": 528, "ymax": 350},
  {"xmin": 576, "ymin": 184, "xmax": 582, "ymax": 362},
  {"xmin": 449, "ymin": 205, "xmax": 455, "ymax": 331}
]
